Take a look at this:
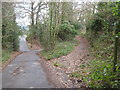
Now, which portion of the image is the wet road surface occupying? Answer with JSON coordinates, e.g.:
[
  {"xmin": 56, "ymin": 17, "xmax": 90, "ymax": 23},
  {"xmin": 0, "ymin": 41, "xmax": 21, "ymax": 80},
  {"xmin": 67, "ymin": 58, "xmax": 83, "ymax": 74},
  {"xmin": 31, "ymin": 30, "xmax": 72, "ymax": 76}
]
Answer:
[{"xmin": 2, "ymin": 35, "xmax": 53, "ymax": 88}]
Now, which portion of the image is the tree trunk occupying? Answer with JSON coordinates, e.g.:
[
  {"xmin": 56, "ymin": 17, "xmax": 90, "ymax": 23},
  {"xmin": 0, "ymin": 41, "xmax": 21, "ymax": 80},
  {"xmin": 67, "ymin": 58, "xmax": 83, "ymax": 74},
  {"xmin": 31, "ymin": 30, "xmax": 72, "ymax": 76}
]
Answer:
[
  {"xmin": 113, "ymin": 2, "xmax": 120, "ymax": 72},
  {"xmin": 31, "ymin": 2, "xmax": 34, "ymax": 26}
]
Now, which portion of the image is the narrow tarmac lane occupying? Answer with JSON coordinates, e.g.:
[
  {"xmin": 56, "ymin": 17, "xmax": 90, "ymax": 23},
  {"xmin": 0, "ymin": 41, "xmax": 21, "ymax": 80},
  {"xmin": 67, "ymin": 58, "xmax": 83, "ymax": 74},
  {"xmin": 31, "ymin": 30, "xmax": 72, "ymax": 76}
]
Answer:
[{"xmin": 2, "ymin": 35, "xmax": 53, "ymax": 88}]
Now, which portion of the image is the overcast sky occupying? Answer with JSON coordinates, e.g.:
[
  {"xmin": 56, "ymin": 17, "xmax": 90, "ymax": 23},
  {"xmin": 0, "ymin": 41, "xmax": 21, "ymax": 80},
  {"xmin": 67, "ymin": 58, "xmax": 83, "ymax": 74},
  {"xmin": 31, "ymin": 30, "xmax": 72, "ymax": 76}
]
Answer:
[
  {"xmin": 15, "ymin": 3, "xmax": 31, "ymax": 27},
  {"xmin": 14, "ymin": 0, "xmax": 119, "ymax": 27}
]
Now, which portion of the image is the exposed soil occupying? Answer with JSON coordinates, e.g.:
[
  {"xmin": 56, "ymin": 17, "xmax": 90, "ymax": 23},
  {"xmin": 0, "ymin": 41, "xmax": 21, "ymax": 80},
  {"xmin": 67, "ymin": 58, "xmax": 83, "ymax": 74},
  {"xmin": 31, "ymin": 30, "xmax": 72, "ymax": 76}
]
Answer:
[
  {"xmin": 39, "ymin": 36, "xmax": 92, "ymax": 88},
  {"xmin": 27, "ymin": 39, "xmax": 41, "ymax": 50}
]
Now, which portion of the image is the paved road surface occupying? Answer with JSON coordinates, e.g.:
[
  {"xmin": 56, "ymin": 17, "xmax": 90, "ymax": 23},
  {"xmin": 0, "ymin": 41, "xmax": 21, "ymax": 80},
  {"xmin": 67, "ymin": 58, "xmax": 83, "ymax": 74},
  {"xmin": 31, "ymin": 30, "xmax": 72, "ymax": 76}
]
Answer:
[
  {"xmin": 2, "ymin": 35, "xmax": 53, "ymax": 88},
  {"xmin": 19, "ymin": 35, "xmax": 29, "ymax": 52}
]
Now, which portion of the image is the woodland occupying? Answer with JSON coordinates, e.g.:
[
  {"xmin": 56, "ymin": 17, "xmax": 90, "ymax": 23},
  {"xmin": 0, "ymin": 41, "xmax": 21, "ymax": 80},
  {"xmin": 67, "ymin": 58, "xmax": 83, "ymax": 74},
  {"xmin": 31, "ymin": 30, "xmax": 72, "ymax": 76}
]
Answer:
[{"xmin": 2, "ymin": 1, "xmax": 120, "ymax": 88}]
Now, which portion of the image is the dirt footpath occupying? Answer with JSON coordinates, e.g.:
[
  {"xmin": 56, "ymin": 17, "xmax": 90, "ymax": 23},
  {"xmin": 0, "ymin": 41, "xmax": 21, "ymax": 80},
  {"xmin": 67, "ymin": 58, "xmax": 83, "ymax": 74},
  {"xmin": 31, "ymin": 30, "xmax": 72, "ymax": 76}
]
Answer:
[{"xmin": 40, "ymin": 36, "xmax": 92, "ymax": 88}]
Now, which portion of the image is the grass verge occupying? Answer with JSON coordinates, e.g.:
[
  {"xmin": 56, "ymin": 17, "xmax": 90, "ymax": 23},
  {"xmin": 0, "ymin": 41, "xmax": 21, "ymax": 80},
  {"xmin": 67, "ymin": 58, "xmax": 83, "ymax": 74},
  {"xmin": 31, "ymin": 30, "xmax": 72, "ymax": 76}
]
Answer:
[
  {"xmin": 2, "ymin": 50, "xmax": 12, "ymax": 63},
  {"xmin": 41, "ymin": 40, "xmax": 78, "ymax": 60}
]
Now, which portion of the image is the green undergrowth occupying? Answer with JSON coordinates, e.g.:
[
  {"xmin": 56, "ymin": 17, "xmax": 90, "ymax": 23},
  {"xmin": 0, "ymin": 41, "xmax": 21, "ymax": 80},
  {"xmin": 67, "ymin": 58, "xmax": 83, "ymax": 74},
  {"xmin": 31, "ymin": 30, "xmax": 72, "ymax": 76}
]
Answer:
[
  {"xmin": 83, "ymin": 60, "xmax": 120, "ymax": 88},
  {"xmin": 70, "ymin": 71, "xmax": 82, "ymax": 78},
  {"xmin": 70, "ymin": 32, "xmax": 120, "ymax": 88},
  {"xmin": 85, "ymin": 33, "xmax": 120, "ymax": 88},
  {"xmin": 41, "ymin": 40, "xmax": 78, "ymax": 60},
  {"xmin": 2, "ymin": 50, "xmax": 12, "ymax": 63},
  {"xmin": 53, "ymin": 61, "xmax": 65, "ymax": 67}
]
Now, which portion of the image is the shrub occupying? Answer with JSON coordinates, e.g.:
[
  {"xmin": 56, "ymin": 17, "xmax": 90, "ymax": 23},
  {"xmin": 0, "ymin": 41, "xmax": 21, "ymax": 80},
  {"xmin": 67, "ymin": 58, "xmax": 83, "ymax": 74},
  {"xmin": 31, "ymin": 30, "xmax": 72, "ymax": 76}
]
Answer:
[
  {"xmin": 58, "ymin": 21, "xmax": 77, "ymax": 41},
  {"xmin": 83, "ymin": 60, "xmax": 120, "ymax": 88},
  {"xmin": 82, "ymin": 31, "xmax": 120, "ymax": 88},
  {"xmin": 71, "ymin": 22, "xmax": 82, "ymax": 30},
  {"xmin": 2, "ymin": 18, "xmax": 21, "ymax": 51}
]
